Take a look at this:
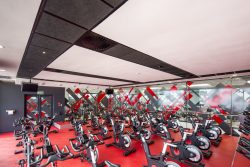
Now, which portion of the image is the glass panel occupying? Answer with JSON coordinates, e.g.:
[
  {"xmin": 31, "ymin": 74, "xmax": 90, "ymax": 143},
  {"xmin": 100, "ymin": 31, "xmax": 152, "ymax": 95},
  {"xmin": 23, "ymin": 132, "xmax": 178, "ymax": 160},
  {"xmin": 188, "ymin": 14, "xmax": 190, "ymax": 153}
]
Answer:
[
  {"xmin": 40, "ymin": 96, "xmax": 53, "ymax": 118},
  {"xmin": 25, "ymin": 95, "xmax": 39, "ymax": 120}
]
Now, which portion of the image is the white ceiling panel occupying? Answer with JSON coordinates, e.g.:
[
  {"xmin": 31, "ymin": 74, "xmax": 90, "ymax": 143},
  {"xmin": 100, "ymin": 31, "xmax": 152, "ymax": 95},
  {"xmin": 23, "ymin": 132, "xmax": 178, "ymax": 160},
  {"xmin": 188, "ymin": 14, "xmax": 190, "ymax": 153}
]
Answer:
[
  {"xmin": 35, "ymin": 71, "xmax": 131, "ymax": 86},
  {"xmin": 0, "ymin": 0, "xmax": 41, "ymax": 77},
  {"xmin": 48, "ymin": 45, "xmax": 179, "ymax": 82},
  {"xmin": 94, "ymin": 0, "xmax": 250, "ymax": 75}
]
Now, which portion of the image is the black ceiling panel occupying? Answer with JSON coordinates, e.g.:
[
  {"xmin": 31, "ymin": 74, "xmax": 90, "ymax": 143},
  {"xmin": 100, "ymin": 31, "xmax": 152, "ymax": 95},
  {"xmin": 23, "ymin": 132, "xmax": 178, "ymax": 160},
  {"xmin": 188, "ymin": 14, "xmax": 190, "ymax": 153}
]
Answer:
[
  {"xmin": 31, "ymin": 33, "xmax": 71, "ymax": 52},
  {"xmin": 75, "ymin": 31, "xmax": 117, "ymax": 52},
  {"xmin": 24, "ymin": 45, "xmax": 58, "ymax": 60},
  {"xmin": 36, "ymin": 13, "xmax": 86, "ymax": 43},
  {"xmin": 103, "ymin": 0, "xmax": 127, "ymax": 8},
  {"xmin": 103, "ymin": 44, "xmax": 132, "ymax": 58},
  {"xmin": 44, "ymin": 0, "xmax": 113, "ymax": 29},
  {"xmin": 18, "ymin": 0, "xmax": 127, "ymax": 80},
  {"xmin": 77, "ymin": 31, "xmax": 197, "ymax": 79},
  {"xmin": 17, "ymin": 45, "xmax": 62, "ymax": 78},
  {"xmin": 103, "ymin": 44, "xmax": 162, "ymax": 66}
]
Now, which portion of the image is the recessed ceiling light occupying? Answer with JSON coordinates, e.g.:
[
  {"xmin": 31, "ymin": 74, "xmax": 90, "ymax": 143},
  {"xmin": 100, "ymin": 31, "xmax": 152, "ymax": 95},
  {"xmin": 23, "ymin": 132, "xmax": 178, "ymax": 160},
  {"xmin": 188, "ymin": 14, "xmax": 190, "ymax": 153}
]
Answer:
[
  {"xmin": 0, "ymin": 69, "xmax": 6, "ymax": 72},
  {"xmin": 0, "ymin": 45, "xmax": 4, "ymax": 49},
  {"xmin": 42, "ymin": 51, "xmax": 46, "ymax": 54},
  {"xmin": 247, "ymin": 80, "xmax": 250, "ymax": 84}
]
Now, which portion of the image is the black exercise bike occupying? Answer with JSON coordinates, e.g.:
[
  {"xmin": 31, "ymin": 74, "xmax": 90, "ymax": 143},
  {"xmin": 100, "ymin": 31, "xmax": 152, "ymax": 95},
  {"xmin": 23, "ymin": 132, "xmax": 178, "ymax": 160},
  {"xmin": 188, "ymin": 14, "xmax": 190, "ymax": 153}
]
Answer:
[
  {"xmin": 140, "ymin": 133, "xmax": 180, "ymax": 167},
  {"xmin": 106, "ymin": 118, "xmax": 136, "ymax": 156}
]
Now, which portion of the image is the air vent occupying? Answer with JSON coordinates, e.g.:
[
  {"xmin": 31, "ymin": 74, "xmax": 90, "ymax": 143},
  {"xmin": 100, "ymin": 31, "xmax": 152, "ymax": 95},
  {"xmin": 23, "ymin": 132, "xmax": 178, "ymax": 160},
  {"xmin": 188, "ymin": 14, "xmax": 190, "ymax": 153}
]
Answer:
[{"xmin": 75, "ymin": 31, "xmax": 117, "ymax": 52}]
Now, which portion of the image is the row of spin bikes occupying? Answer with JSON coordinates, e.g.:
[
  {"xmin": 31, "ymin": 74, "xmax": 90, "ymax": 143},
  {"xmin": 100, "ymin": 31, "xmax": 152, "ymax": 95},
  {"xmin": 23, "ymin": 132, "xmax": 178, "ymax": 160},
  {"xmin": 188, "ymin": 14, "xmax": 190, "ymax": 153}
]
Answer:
[
  {"xmin": 66, "ymin": 109, "xmax": 223, "ymax": 167},
  {"xmin": 13, "ymin": 114, "xmax": 118, "ymax": 167},
  {"xmin": 13, "ymin": 110, "xmax": 223, "ymax": 167}
]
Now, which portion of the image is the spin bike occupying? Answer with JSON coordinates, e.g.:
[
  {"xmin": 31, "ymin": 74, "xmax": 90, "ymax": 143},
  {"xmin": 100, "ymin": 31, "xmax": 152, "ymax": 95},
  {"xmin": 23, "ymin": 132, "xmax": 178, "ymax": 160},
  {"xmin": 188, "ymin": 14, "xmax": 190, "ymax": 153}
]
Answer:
[
  {"xmin": 71, "ymin": 131, "xmax": 120, "ymax": 167},
  {"xmin": 88, "ymin": 112, "xmax": 111, "ymax": 140},
  {"xmin": 36, "ymin": 122, "xmax": 56, "ymax": 158},
  {"xmin": 140, "ymin": 133, "xmax": 180, "ymax": 167},
  {"xmin": 177, "ymin": 120, "xmax": 212, "ymax": 158},
  {"xmin": 189, "ymin": 118, "xmax": 221, "ymax": 146},
  {"xmin": 147, "ymin": 113, "xmax": 173, "ymax": 140},
  {"xmin": 164, "ymin": 130, "xmax": 204, "ymax": 167},
  {"xmin": 106, "ymin": 118, "xmax": 136, "ymax": 156},
  {"xmin": 127, "ymin": 115, "xmax": 154, "ymax": 145}
]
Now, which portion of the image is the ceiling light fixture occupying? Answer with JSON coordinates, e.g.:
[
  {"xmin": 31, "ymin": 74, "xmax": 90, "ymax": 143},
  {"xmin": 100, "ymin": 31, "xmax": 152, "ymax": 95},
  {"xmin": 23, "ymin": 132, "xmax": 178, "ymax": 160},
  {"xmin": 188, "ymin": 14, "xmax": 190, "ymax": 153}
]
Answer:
[
  {"xmin": 150, "ymin": 86, "xmax": 160, "ymax": 90},
  {"xmin": 0, "ymin": 45, "xmax": 4, "ymax": 49},
  {"xmin": 0, "ymin": 69, "xmax": 6, "ymax": 72},
  {"xmin": 190, "ymin": 83, "xmax": 211, "ymax": 87},
  {"xmin": 232, "ymin": 73, "xmax": 237, "ymax": 77},
  {"xmin": 42, "ymin": 51, "xmax": 46, "ymax": 54},
  {"xmin": 247, "ymin": 80, "xmax": 250, "ymax": 84}
]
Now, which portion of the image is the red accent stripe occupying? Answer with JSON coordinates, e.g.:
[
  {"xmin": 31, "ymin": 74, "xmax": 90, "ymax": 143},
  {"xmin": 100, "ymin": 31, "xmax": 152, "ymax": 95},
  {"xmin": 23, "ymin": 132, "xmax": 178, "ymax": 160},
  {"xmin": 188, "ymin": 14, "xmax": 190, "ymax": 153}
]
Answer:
[
  {"xmin": 217, "ymin": 106, "xmax": 228, "ymax": 115},
  {"xmin": 34, "ymin": 113, "xmax": 39, "ymax": 119},
  {"xmin": 41, "ymin": 111, "xmax": 46, "ymax": 118},
  {"xmin": 186, "ymin": 81, "xmax": 193, "ymax": 87},
  {"xmin": 26, "ymin": 96, "xmax": 31, "ymax": 101},
  {"xmin": 83, "ymin": 94, "xmax": 89, "ymax": 100},
  {"xmin": 41, "ymin": 99, "xmax": 47, "ymax": 105},
  {"xmin": 74, "ymin": 88, "xmax": 81, "ymax": 94},
  {"xmin": 97, "ymin": 91, "xmax": 106, "ymax": 104},
  {"xmin": 170, "ymin": 85, "xmax": 178, "ymax": 91},
  {"xmin": 146, "ymin": 86, "xmax": 158, "ymax": 99},
  {"xmin": 185, "ymin": 93, "xmax": 193, "ymax": 101},
  {"xmin": 133, "ymin": 93, "xmax": 142, "ymax": 105},
  {"xmin": 212, "ymin": 114, "xmax": 223, "ymax": 124}
]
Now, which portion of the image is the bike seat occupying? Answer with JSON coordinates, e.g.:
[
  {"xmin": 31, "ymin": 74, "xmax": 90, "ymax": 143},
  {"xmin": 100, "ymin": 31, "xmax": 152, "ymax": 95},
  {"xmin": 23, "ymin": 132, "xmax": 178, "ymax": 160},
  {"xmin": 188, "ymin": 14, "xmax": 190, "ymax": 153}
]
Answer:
[
  {"xmin": 105, "ymin": 160, "xmax": 120, "ymax": 167},
  {"xmin": 172, "ymin": 141, "xmax": 181, "ymax": 145},
  {"xmin": 149, "ymin": 155, "xmax": 161, "ymax": 160}
]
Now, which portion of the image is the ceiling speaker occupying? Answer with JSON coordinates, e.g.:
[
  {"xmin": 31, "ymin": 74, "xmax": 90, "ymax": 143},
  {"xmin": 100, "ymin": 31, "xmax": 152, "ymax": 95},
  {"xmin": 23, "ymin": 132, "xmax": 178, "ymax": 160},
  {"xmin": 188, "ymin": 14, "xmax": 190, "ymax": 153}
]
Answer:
[{"xmin": 105, "ymin": 88, "xmax": 114, "ymax": 95}]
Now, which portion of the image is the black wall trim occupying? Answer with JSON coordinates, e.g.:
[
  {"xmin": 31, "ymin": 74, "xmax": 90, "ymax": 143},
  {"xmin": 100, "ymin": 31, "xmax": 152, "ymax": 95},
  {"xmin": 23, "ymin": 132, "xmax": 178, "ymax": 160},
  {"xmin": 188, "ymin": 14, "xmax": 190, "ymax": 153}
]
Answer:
[
  {"xmin": 44, "ymin": 68, "xmax": 139, "ymax": 84},
  {"xmin": 199, "ymin": 69, "xmax": 250, "ymax": 77},
  {"xmin": 112, "ymin": 69, "xmax": 250, "ymax": 88},
  {"xmin": 33, "ymin": 78, "xmax": 110, "ymax": 87}
]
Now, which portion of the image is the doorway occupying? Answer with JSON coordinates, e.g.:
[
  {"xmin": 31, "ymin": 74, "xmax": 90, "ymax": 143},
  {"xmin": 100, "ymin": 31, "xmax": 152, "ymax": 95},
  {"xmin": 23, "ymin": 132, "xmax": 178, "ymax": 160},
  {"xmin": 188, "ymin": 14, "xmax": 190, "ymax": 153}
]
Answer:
[{"xmin": 25, "ymin": 94, "xmax": 53, "ymax": 121}]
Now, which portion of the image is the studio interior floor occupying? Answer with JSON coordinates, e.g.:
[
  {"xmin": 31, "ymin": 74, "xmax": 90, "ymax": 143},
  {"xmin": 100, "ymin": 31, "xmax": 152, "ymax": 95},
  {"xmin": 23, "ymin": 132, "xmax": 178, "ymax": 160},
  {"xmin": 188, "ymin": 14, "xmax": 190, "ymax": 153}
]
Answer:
[{"xmin": 0, "ymin": 125, "xmax": 248, "ymax": 167}]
